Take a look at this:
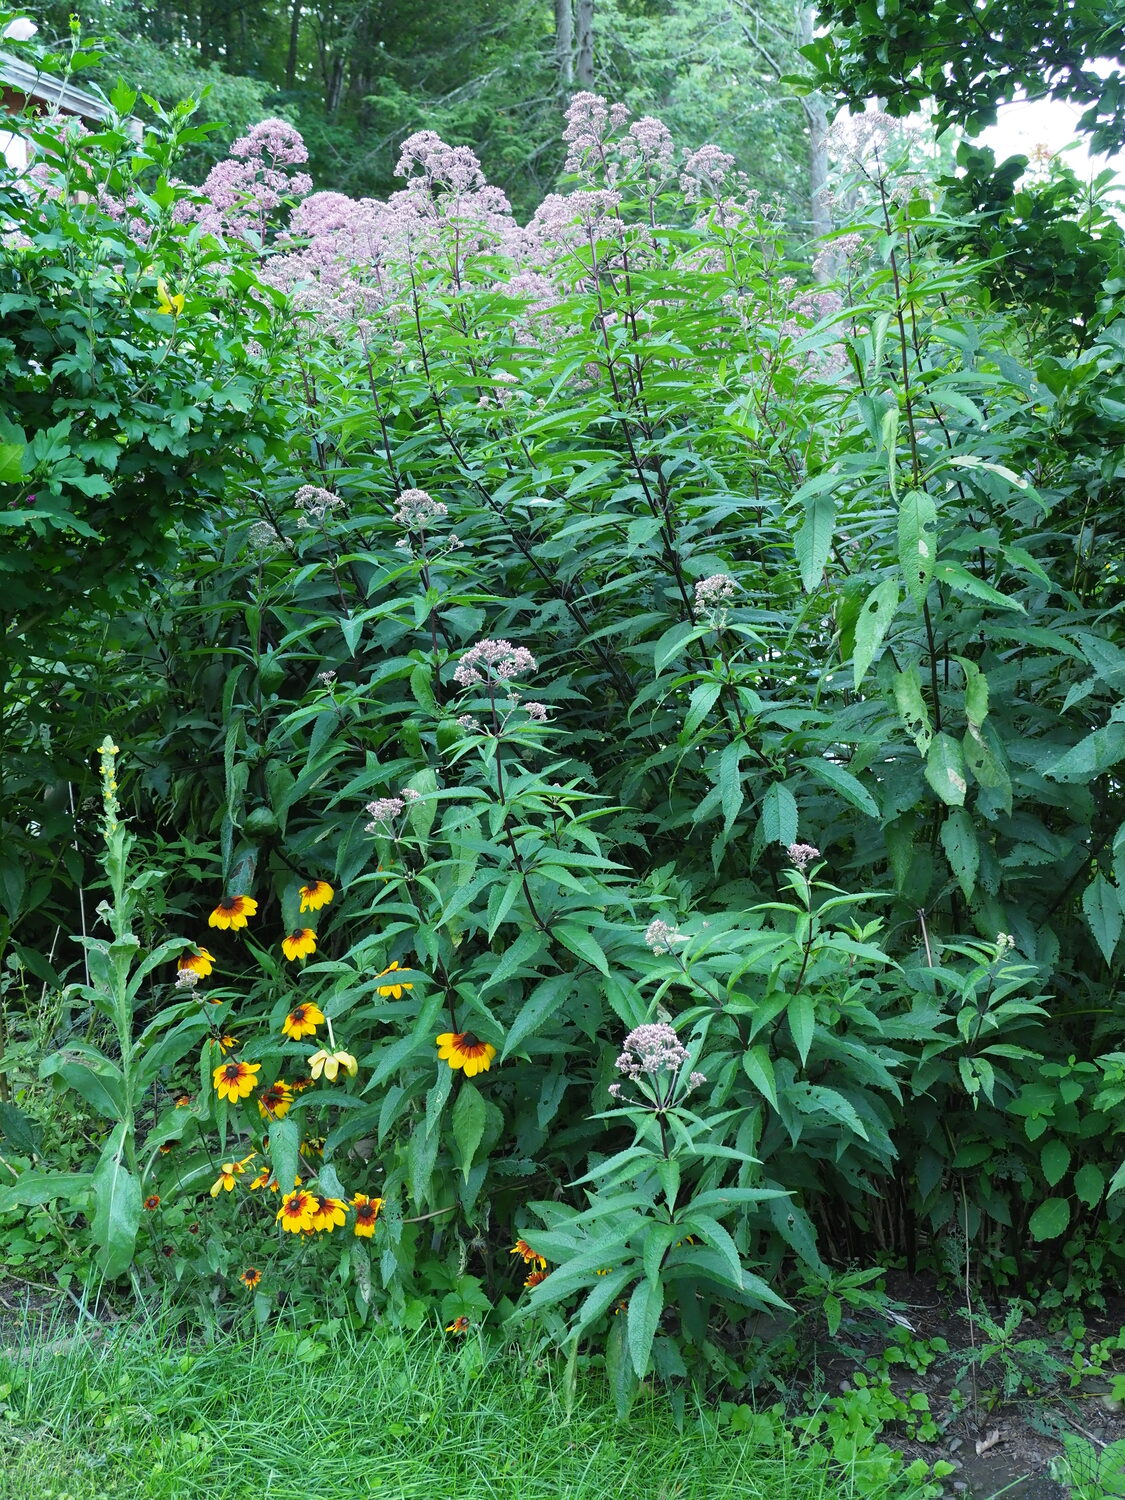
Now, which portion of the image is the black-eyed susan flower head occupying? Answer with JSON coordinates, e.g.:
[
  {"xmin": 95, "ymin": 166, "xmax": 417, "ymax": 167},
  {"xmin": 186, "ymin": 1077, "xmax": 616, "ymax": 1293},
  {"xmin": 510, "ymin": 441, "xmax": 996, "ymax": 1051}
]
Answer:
[
  {"xmin": 281, "ymin": 928, "xmax": 316, "ymax": 962},
  {"xmin": 239, "ymin": 1267, "xmax": 262, "ymax": 1290},
  {"xmin": 310, "ymin": 1194, "xmax": 348, "ymax": 1233},
  {"xmin": 376, "ymin": 961, "xmax": 413, "ymax": 999},
  {"xmin": 249, "ymin": 1166, "xmax": 276, "ymax": 1191},
  {"xmin": 436, "ymin": 1031, "xmax": 497, "ymax": 1078},
  {"xmin": 143, "ymin": 1195, "xmax": 161, "ymax": 1211},
  {"xmin": 445, "ymin": 1316, "xmax": 471, "ymax": 1334},
  {"xmin": 178, "ymin": 946, "xmax": 214, "ymax": 978},
  {"xmin": 219, "ymin": 1034, "xmax": 239, "ymax": 1052},
  {"xmin": 524, "ymin": 1269, "xmax": 548, "ymax": 1289},
  {"xmin": 257, "ymin": 1080, "xmax": 293, "ymax": 1119},
  {"xmin": 209, "ymin": 1160, "xmax": 247, "ymax": 1196},
  {"xmin": 212, "ymin": 1058, "xmax": 261, "ymax": 1102},
  {"xmin": 276, "ymin": 1189, "xmax": 315, "ymax": 1233},
  {"xmin": 208, "ymin": 895, "xmax": 258, "ymax": 930},
  {"xmin": 299, "ymin": 880, "xmax": 334, "ymax": 913},
  {"xmin": 351, "ymin": 1194, "xmax": 384, "ymax": 1237},
  {"xmin": 308, "ymin": 1047, "xmax": 358, "ymax": 1082},
  {"xmin": 281, "ymin": 1002, "xmax": 325, "ymax": 1040}
]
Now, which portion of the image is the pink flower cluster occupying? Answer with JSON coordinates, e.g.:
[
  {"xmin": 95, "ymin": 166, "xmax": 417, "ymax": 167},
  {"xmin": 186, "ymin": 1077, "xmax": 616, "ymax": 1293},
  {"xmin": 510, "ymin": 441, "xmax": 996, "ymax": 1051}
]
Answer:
[
  {"xmin": 190, "ymin": 117, "xmax": 312, "ymax": 241},
  {"xmin": 453, "ymin": 639, "xmax": 538, "ymax": 688},
  {"xmin": 615, "ymin": 1022, "xmax": 689, "ymax": 1079},
  {"xmin": 392, "ymin": 488, "xmax": 448, "ymax": 530}
]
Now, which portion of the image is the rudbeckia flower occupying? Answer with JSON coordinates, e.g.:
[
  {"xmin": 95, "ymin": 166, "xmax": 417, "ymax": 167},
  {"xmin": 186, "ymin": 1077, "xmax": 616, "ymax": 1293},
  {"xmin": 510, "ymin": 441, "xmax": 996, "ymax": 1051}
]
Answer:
[
  {"xmin": 209, "ymin": 895, "xmax": 258, "ymax": 930},
  {"xmin": 445, "ymin": 1317, "xmax": 471, "ymax": 1334},
  {"xmin": 376, "ymin": 961, "xmax": 414, "ymax": 999},
  {"xmin": 310, "ymin": 1194, "xmax": 348, "ymax": 1232},
  {"xmin": 308, "ymin": 1048, "xmax": 358, "ymax": 1082},
  {"xmin": 524, "ymin": 1269, "xmax": 548, "ymax": 1289},
  {"xmin": 219, "ymin": 1034, "xmax": 239, "ymax": 1052},
  {"xmin": 510, "ymin": 1239, "xmax": 547, "ymax": 1271},
  {"xmin": 178, "ymin": 946, "xmax": 214, "ymax": 978},
  {"xmin": 240, "ymin": 1268, "xmax": 262, "ymax": 1289},
  {"xmin": 249, "ymin": 1166, "xmax": 277, "ymax": 1192},
  {"xmin": 258, "ymin": 1080, "xmax": 293, "ymax": 1119},
  {"xmin": 212, "ymin": 1058, "xmax": 261, "ymax": 1102},
  {"xmin": 156, "ymin": 277, "xmax": 185, "ymax": 316},
  {"xmin": 281, "ymin": 1002, "xmax": 324, "ymax": 1040},
  {"xmin": 299, "ymin": 880, "xmax": 334, "ymax": 913},
  {"xmin": 351, "ymin": 1194, "xmax": 384, "ymax": 1237},
  {"xmin": 143, "ymin": 1195, "xmax": 161, "ymax": 1211},
  {"xmin": 282, "ymin": 928, "xmax": 317, "ymax": 962},
  {"xmin": 277, "ymin": 1189, "xmax": 315, "ymax": 1232},
  {"xmin": 210, "ymin": 1160, "xmax": 247, "ymax": 1196},
  {"xmin": 436, "ymin": 1031, "xmax": 496, "ymax": 1078}
]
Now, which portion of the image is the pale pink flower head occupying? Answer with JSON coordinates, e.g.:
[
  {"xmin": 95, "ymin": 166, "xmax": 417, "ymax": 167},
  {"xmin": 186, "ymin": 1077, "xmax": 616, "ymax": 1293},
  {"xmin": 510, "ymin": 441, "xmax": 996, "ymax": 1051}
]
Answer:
[
  {"xmin": 615, "ymin": 1023, "xmax": 689, "ymax": 1080},
  {"xmin": 392, "ymin": 488, "xmax": 447, "ymax": 530},
  {"xmin": 453, "ymin": 639, "xmax": 537, "ymax": 689},
  {"xmin": 787, "ymin": 843, "xmax": 821, "ymax": 872},
  {"xmin": 232, "ymin": 118, "xmax": 308, "ymax": 165}
]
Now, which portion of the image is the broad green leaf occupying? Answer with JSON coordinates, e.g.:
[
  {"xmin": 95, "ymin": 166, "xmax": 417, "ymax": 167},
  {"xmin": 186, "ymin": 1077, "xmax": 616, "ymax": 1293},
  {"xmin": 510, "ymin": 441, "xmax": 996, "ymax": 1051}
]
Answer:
[
  {"xmin": 0, "ymin": 1170, "xmax": 94, "ymax": 1211},
  {"xmin": 924, "ymin": 733, "xmax": 967, "ymax": 807},
  {"xmin": 556, "ymin": 922, "xmax": 610, "ymax": 976},
  {"xmin": 1083, "ymin": 874, "xmax": 1122, "ymax": 963},
  {"xmin": 892, "ymin": 669, "xmax": 932, "ymax": 754},
  {"xmin": 1040, "ymin": 1138, "xmax": 1071, "ymax": 1188},
  {"xmin": 0, "ymin": 442, "xmax": 23, "ymax": 484},
  {"xmin": 798, "ymin": 757, "xmax": 878, "ymax": 817},
  {"xmin": 760, "ymin": 782, "xmax": 797, "ymax": 848},
  {"xmin": 1074, "ymin": 1163, "xmax": 1104, "ymax": 1208},
  {"xmin": 450, "ymin": 1081, "xmax": 488, "ymax": 1180},
  {"xmin": 957, "ymin": 656, "xmax": 990, "ymax": 729},
  {"xmin": 933, "ymin": 561, "xmax": 1025, "ymax": 612},
  {"xmin": 795, "ymin": 491, "xmax": 836, "ymax": 591},
  {"xmin": 1047, "ymin": 722, "xmax": 1125, "ymax": 783},
  {"xmin": 502, "ymin": 973, "xmax": 572, "ymax": 1060},
  {"xmin": 626, "ymin": 1278, "xmax": 664, "ymax": 1378},
  {"xmin": 940, "ymin": 808, "xmax": 979, "ymax": 899},
  {"xmin": 787, "ymin": 992, "xmax": 815, "ymax": 1068},
  {"xmin": 853, "ymin": 577, "xmax": 899, "ymax": 689},
  {"xmin": 269, "ymin": 1117, "xmax": 300, "ymax": 1197},
  {"xmin": 1027, "ymin": 1196, "xmax": 1070, "ymax": 1242},
  {"xmin": 742, "ymin": 1045, "xmax": 778, "ymax": 1108},
  {"xmin": 897, "ymin": 489, "xmax": 937, "ymax": 606},
  {"xmin": 92, "ymin": 1124, "xmax": 141, "ymax": 1279}
]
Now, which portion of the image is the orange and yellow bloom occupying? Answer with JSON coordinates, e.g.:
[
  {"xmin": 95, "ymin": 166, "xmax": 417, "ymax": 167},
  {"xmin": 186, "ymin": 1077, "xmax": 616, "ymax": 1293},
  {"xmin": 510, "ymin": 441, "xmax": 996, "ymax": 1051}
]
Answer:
[
  {"xmin": 510, "ymin": 1239, "xmax": 547, "ymax": 1271},
  {"xmin": 219, "ymin": 1034, "xmax": 239, "ymax": 1052},
  {"xmin": 299, "ymin": 880, "xmax": 334, "ymax": 913},
  {"xmin": 277, "ymin": 1189, "xmax": 316, "ymax": 1232},
  {"xmin": 178, "ymin": 946, "xmax": 214, "ymax": 978},
  {"xmin": 156, "ymin": 277, "xmax": 185, "ymax": 316},
  {"xmin": 258, "ymin": 1080, "xmax": 294, "ymax": 1119},
  {"xmin": 210, "ymin": 1160, "xmax": 248, "ymax": 1196},
  {"xmin": 143, "ymin": 1195, "xmax": 161, "ymax": 1211},
  {"xmin": 436, "ymin": 1031, "xmax": 496, "ymax": 1078},
  {"xmin": 209, "ymin": 895, "xmax": 258, "ymax": 930},
  {"xmin": 376, "ymin": 961, "xmax": 413, "ymax": 998},
  {"xmin": 281, "ymin": 1002, "xmax": 324, "ymax": 1040},
  {"xmin": 351, "ymin": 1194, "xmax": 384, "ymax": 1237},
  {"xmin": 524, "ymin": 1269, "xmax": 548, "ymax": 1289},
  {"xmin": 249, "ymin": 1166, "xmax": 278, "ymax": 1192},
  {"xmin": 308, "ymin": 1048, "xmax": 358, "ymax": 1082},
  {"xmin": 445, "ymin": 1316, "xmax": 471, "ymax": 1334},
  {"xmin": 282, "ymin": 928, "xmax": 317, "ymax": 962},
  {"xmin": 239, "ymin": 1267, "xmax": 262, "ymax": 1289},
  {"xmin": 213, "ymin": 1059, "xmax": 261, "ymax": 1102},
  {"xmin": 310, "ymin": 1194, "xmax": 348, "ymax": 1232}
]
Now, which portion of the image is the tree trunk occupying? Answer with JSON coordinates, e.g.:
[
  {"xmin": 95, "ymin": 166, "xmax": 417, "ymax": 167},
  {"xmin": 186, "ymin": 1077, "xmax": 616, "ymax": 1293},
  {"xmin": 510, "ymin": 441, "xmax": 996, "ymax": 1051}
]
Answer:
[
  {"xmin": 286, "ymin": 0, "xmax": 302, "ymax": 88},
  {"xmin": 798, "ymin": 3, "xmax": 831, "ymax": 265},
  {"xmin": 555, "ymin": 0, "xmax": 574, "ymax": 101},
  {"xmin": 576, "ymin": 0, "xmax": 594, "ymax": 89}
]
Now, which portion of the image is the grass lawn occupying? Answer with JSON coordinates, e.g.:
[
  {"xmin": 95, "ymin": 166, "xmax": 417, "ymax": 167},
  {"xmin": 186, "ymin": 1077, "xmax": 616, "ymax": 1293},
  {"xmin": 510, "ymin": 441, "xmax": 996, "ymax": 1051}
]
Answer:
[{"xmin": 0, "ymin": 1313, "xmax": 940, "ymax": 1500}]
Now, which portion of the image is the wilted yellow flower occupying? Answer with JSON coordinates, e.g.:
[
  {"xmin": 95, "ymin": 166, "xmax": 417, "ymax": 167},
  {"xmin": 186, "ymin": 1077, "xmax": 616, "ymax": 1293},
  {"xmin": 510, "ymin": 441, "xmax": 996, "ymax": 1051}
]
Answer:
[{"xmin": 308, "ymin": 1048, "xmax": 358, "ymax": 1082}]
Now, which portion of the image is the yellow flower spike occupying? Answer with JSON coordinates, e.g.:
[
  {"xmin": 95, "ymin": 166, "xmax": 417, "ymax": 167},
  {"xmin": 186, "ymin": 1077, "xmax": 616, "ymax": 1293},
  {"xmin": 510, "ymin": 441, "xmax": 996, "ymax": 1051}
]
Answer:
[
  {"xmin": 156, "ymin": 277, "xmax": 185, "ymax": 316},
  {"xmin": 281, "ymin": 1002, "xmax": 324, "ymax": 1041},
  {"xmin": 212, "ymin": 1058, "xmax": 261, "ymax": 1102},
  {"xmin": 209, "ymin": 895, "xmax": 258, "ymax": 931},
  {"xmin": 281, "ymin": 928, "xmax": 317, "ymax": 962},
  {"xmin": 436, "ymin": 1031, "xmax": 497, "ymax": 1078},
  {"xmin": 298, "ymin": 880, "xmax": 334, "ymax": 913}
]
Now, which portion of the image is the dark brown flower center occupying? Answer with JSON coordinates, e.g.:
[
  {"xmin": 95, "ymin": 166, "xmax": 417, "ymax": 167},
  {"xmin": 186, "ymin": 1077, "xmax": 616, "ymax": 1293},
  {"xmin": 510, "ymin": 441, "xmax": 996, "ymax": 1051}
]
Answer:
[{"xmin": 460, "ymin": 1032, "xmax": 480, "ymax": 1048}]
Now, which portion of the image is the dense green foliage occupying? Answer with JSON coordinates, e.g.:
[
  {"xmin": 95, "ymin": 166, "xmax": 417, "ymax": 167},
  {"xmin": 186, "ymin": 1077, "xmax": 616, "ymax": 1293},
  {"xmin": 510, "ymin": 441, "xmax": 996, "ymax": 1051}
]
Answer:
[{"xmin": 1, "ymin": 7, "xmax": 1125, "ymax": 1454}]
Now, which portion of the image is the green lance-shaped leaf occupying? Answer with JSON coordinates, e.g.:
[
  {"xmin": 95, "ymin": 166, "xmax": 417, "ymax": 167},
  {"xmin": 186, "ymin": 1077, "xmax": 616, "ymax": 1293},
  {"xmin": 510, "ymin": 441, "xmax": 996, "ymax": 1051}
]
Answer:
[
  {"xmin": 853, "ymin": 578, "xmax": 899, "ymax": 689},
  {"xmin": 956, "ymin": 656, "xmax": 990, "ymax": 729},
  {"xmin": 760, "ymin": 782, "xmax": 798, "ymax": 848},
  {"xmin": 450, "ymin": 1081, "xmax": 488, "ymax": 1181},
  {"xmin": 892, "ymin": 669, "xmax": 932, "ymax": 754},
  {"xmin": 91, "ymin": 1122, "xmax": 142, "ymax": 1279},
  {"xmin": 924, "ymin": 733, "xmax": 967, "ymax": 807},
  {"xmin": 897, "ymin": 489, "xmax": 937, "ymax": 606},
  {"xmin": 795, "ymin": 491, "xmax": 836, "ymax": 592},
  {"xmin": 626, "ymin": 1277, "xmax": 664, "ymax": 1379},
  {"xmin": 1083, "ymin": 873, "xmax": 1123, "ymax": 963},
  {"xmin": 940, "ymin": 808, "xmax": 979, "ymax": 899}
]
